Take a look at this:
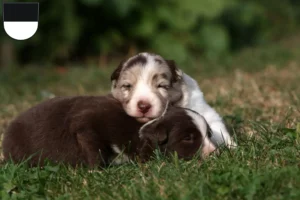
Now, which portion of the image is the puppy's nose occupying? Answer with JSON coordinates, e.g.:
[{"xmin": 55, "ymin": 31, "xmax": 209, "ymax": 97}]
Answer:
[{"xmin": 137, "ymin": 101, "xmax": 151, "ymax": 114}]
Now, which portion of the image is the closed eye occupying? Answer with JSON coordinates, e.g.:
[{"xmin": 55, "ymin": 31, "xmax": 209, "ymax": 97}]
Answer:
[
  {"xmin": 182, "ymin": 134, "xmax": 194, "ymax": 142},
  {"xmin": 122, "ymin": 83, "xmax": 132, "ymax": 90},
  {"xmin": 157, "ymin": 84, "xmax": 170, "ymax": 90}
]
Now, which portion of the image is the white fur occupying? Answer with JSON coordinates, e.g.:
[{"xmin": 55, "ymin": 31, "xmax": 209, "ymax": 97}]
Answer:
[
  {"xmin": 128, "ymin": 81, "xmax": 162, "ymax": 118},
  {"xmin": 110, "ymin": 144, "xmax": 130, "ymax": 165},
  {"xmin": 182, "ymin": 73, "xmax": 237, "ymax": 148}
]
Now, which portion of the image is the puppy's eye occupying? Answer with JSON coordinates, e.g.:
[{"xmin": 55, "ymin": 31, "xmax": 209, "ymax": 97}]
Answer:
[
  {"xmin": 182, "ymin": 135, "xmax": 193, "ymax": 142},
  {"xmin": 122, "ymin": 84, "xmax": 132, "ymax": 90},
  {"xmin": 158, "ymin": 84, "xmax": 170, "ymax": 90}
]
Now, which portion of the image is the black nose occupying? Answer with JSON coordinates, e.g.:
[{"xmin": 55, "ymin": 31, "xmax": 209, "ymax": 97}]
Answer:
[{"xmin": 137, "ymin": 101, "xmax": 151, "ymax": 114}]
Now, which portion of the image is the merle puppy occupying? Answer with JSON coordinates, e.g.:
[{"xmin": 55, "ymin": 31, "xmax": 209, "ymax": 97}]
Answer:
[
  {"xmin": 111, "ymin": 52, "xmax": 237, "ymax": 148},
  {"xmin": 2, "ymin": 95, "xmax": 215, "ymax": 167}
]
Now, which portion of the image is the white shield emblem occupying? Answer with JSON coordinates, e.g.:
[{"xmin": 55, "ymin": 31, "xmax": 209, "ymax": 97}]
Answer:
[{"xmin": 3, "ymin": 2, "xmax": 39, "ymax": 40}]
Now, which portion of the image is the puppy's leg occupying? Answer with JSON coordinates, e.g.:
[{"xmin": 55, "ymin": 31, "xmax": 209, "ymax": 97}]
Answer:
[
  {"xmin": 198, "ymin": 104, "xmax": 236, "ymax": 148},
  {"xmin": 138, "ymin": 138, "xmax": 155, "ymax": 163},
  {"xmin": 76, "ymin": 130, "xmax": 107, "ymax": 168},
  {"xmin": 208, "ymin": 119, "xmax": 237, "ymax": 148},
  {"xmin": 183, "ymin": 73, "xmax": 237, "ymax": 148}
]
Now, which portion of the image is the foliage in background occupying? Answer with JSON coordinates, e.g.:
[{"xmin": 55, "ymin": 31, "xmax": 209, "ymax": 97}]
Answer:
[{"xmin": 0, "ymin": 0, "xmax": 300, "ymax": 66}]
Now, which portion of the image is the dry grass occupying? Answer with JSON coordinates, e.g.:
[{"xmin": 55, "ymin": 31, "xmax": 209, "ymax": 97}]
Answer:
[
  {"xmin": 0, "ymin": 62, "xmax": 299, "ymax": 157},
  {"xmin": 201, "ymin": 62, "xmax": 299, "ymax": 125}
]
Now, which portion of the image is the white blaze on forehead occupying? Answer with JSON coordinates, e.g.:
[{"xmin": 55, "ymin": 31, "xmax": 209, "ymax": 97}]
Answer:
[
  {"xmin": 140, "ymin": 55, "xmax": 162, "ymax": 81},
  {"xmin": 126, "ymin": 58, "xmax": 164, "ymax": 118},
  {"xmin": 186, "ymin": 110, "xmax": 216, "ymax": 157},
  {"xmin": 133, "ymin": 81, "xmax": 152, "ymax": 98},
  {"xmin": 122, "ymin": 52, "xmax": 160, "ymax": 70}
]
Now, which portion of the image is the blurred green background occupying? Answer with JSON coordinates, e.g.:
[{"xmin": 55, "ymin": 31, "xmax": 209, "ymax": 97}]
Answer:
[{"xmin": 0, "ymin": 0, "xmax": 300, "ymax": 67}]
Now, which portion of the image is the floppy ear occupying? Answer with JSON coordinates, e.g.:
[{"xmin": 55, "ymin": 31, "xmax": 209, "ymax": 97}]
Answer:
[
  {"xmin": 138, "ymin": 122, "xmax": 168, "ymax": 162},
  {"xmin": 111, "ymin": 59, "xmax": 126, "ymax": 87},
  {"xmin": 165, "ymin": 59, "xmax": 183, "ymax": 83},
  {"xmin": 139, "ymin": 121, "xmax": 168, "ymax": 145}
]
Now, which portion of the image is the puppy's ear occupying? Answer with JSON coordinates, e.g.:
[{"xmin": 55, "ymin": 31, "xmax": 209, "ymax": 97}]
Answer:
[
  {"xmin": 111, "ymin": 60, "xmax": 125, "ymax": 87},
  {"xmin": 165, "ymin": 59, "xmax": 183, "ymax": 83},
  {"xmin": 138, "ymin": 122, "xmax": 168, "ymax": 162},
  {"xmin": 139, "ymin": 121, "xmax": 168, "ymax": 145}
]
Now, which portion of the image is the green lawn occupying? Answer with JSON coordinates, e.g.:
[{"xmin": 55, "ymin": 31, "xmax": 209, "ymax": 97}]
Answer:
[{"xmin": 0, "ymin": 35, "xmax": 299, "ymax": 199}]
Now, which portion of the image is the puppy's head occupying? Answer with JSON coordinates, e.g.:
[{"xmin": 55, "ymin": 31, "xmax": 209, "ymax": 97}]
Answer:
[
  {"xmin": 111, "ymin": 52, "xmax": 183, "ymax": 123},
  {"xmin": 138, "ymin": 107, "xmax": 216, "ymax": 161}
]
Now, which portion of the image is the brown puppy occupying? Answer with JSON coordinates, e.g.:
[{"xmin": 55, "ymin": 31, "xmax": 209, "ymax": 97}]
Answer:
[{"xmin": 2, "ymin": 95, "xmax": 215, "ymax": 167}]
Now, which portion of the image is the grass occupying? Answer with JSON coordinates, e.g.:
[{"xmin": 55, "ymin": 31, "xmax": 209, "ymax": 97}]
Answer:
[{"xmin": 0, "ymin": 35, "xmax": 300, "ymax": 199}]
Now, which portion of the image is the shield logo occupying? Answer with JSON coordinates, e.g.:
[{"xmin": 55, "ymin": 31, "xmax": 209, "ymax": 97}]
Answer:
[{"xmin": 3, "ymin": 2, "xmax": 39, "ymax": 40}]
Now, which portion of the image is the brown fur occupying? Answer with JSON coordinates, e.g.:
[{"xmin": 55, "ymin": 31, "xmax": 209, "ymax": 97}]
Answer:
[{"xmin": 2, "ymin": 95, "xmax": 205, "ymax": 167}]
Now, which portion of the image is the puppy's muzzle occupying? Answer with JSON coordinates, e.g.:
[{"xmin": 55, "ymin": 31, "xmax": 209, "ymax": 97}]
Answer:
[{"xmin": 137, "ymin": 100, "xmax": 152, "ymax": 114}]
